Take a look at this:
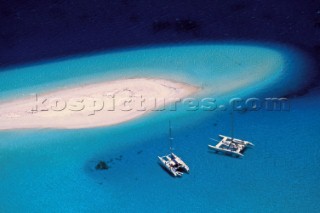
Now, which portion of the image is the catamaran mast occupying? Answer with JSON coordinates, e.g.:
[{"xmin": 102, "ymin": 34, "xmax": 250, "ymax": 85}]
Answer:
[
  {"xmin": 169, "ymin": 121, "xmax": 173, "ymax": 153},
  {"xmin": 230, "ymin": 110, "xmax": 234, "ymax": 140}
]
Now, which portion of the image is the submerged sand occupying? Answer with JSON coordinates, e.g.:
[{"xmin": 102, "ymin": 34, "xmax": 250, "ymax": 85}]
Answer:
[{"xmin": 0, "ymin": 78, "xmax": 199, "ymax": 130}]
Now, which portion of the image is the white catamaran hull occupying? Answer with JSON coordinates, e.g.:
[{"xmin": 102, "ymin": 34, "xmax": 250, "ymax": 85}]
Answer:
[
  {"xmin": 158, "ymin": 156, "xmax": 182, "ymax": 177},
  {"xmin": 219, "ymin": 135, "xmax": 254, "ymax": 147},
  {"xmin": 170, "ymin": 153, "xmax": 190, "ymax": 173},
  {"xmin": 208, "ymin": 145, "xmax": 244, "ymax": 157}
]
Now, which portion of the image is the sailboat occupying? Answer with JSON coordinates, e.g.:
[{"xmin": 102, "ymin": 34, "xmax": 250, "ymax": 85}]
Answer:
[
  {"xmin": 158, "ymin": 121, "xmax": 190, "ymax": 177},
  {"xmin": 208, "ymin": 111, "xmax": 254, "ymax": 158}
]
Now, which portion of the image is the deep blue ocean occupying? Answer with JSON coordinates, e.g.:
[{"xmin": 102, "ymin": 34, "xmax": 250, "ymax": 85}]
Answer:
[{"xmin": 1, "ymin": 0, "xmax": 320, "ymax": 212}]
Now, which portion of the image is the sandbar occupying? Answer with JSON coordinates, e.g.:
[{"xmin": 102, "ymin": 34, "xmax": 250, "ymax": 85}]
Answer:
[{"xmin": 0, "ymin": 78, "xmax": 199, "ymax": 130}]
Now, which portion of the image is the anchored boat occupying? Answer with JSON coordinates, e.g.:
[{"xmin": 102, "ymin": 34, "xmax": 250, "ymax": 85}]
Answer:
[
  {"xmin": 158, "ymin": 153, "xmax": 190, "ymax": 177},
  {"xmin": 208, "ymin": 135, "xmax": 254, "ymax": 157},
  {"xmin": 158, "ymin": 122, "xmax": 190, "ymax": 177},
  {"xmin": 208, "ymin": 112, "xmax": 254, "ymax": 158}
]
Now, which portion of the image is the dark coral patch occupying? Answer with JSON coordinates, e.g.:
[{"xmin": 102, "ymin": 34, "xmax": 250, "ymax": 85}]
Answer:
[{"xmin": 95, "ymin": 161, "xmax": 109, "ymax": 170}]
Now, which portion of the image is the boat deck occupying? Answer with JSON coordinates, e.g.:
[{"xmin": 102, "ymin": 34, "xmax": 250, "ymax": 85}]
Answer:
[{"xmin": 208, "ymin": 135, "xmax": 254, "ymax": 158}]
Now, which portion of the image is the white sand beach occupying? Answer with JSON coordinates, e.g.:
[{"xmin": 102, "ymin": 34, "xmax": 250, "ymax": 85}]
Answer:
[{"xmin": 0, "ymin": 78, "xmax": 199, "ymax": 130}]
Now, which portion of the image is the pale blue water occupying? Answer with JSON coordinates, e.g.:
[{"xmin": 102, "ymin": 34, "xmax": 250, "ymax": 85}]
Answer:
[{"xmin": 0, "ymin": 43, "xmax": 318, "ymax": 212}]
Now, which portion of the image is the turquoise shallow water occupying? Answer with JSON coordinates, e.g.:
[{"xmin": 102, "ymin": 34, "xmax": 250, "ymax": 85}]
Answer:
[{"xmin": 0, "ymin": 43, "xmax": 318, "ymax": 212}]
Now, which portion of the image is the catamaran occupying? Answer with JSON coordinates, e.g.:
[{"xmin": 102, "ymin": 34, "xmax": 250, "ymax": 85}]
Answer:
[
  {"xmin": 208, "ymin": 112, "xmax": 254, "ymax": 158},
  {"xmin": 208, "ymin": 135, "xmax": 254, "ymax": 157},
  {"xmin": 158, "ymin": 122, "xmax": 190, "ymax": 177}
]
